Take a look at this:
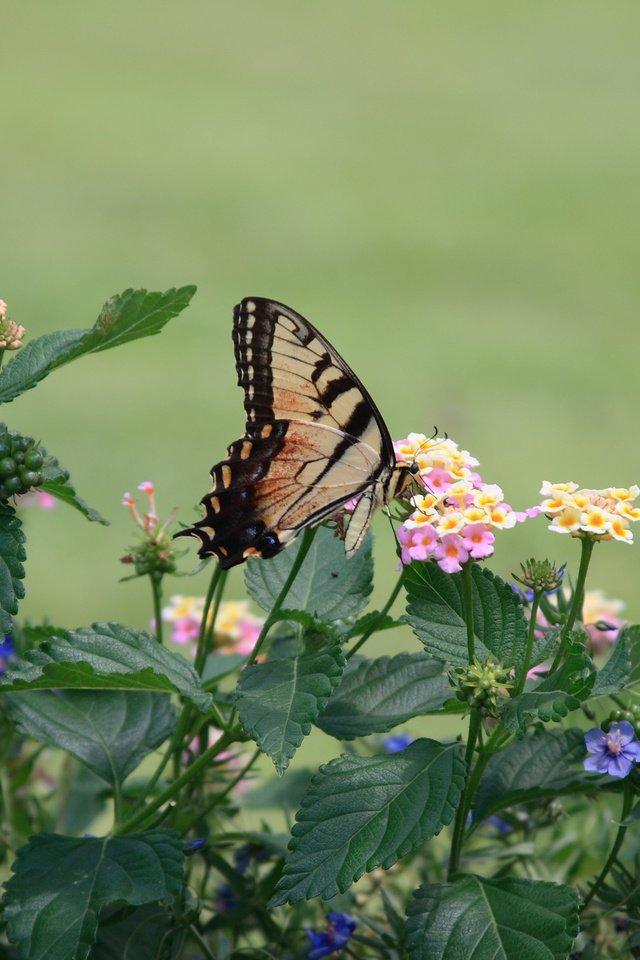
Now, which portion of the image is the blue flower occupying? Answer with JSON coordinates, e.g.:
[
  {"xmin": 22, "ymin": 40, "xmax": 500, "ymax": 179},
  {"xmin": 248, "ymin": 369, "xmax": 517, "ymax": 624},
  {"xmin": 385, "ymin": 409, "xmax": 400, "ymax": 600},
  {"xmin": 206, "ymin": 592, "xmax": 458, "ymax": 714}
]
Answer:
[
  {"xmin": 184, "ymin": 837, "xmax": 207, "ymax": 855},
  {"xmin": 307, "ymin": 912, "xmax": 357, "ymax": 959},
  {"xmin": 584, "ymin": 722, "xmax": 640, "ymax": 778},
  {"xmin": 0, "ymin": 635, "xmax": 15, "ymax": 676},
  {"xmin": 485, "ymin": 815, "xmax": 513, "ymax": 835},
  {"xmin": 382, "ymin": 732, "xmax": 414, "ymax": 752}
]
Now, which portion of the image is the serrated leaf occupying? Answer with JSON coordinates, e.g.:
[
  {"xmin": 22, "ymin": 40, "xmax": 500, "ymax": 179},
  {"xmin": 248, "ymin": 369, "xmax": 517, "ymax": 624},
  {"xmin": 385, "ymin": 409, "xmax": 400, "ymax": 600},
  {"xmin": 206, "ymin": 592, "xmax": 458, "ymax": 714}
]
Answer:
[
  {"xmin": 93, "ymin": 904, "xmax": 179, "ymax": 960},
  {"xmin": 270, "ymin": 738, "xmax": 464, "ymax": 904},
  {"xmin": 404, "ymin": 563, "xmax": 527, "ymax": 668},
  {"xmin": 40, "ymin": 452, "xmax": 108, "ymax": 524},
  {"xmin": 472, "ymin": 728, "xmax": 588, "ymax": 822},
  {"xmin": 245, "ymin": 525, "xmax": 373, "ymax": 621},
  {"xmin": 3, "ymin": 830, "xmax": 184, "ymax": 960},
  {"xmin": 0, "ymin": 622, "xmax": 212, "ymax": 712},
  {"xmin": 6, "ymin": 690, "xmax": 176, "ymax": 786},
  {"xmin": 406, "ymin": 875, "xmax": 579, "ymax": 960},
  {"xmin": 592, "ymin": 625, "xmax": 633, "ymax": 695},
  {"xmin": 500, "ymin": 640, "xmax": 595, "ymax": 735},
  {"xmin": 0, "ymin": 286, "xmax": 196, "ymax": 404},
  {"xmin": 0, "ymin": 503, "xmax": 26, "ymax": 633},
  {"xmin": 316, "ymin": 652, "xmax": 453, "ymax": 740},
  {"xmin": 344, "ymin": 610, "xmax": 402, "ymax": 639},
  {"xmin": 236, "ymin": 638, "xmax": 345, "ymax": 774},
  {"xmin": 621, "ymin": 623, "xmax": 640, "ymax": 686}
]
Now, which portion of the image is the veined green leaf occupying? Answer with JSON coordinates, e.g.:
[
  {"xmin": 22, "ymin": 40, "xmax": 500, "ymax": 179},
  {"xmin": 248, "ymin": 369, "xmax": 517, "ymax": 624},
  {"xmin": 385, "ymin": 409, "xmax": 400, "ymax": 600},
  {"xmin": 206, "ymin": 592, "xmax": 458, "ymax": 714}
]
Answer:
[
  {"xmin": 0, "ymin": 503, "xmax": 26, "ymax": 633},
  {"xmin": 40, "ymin": 453, "xmax": 108, "ymax": 524}
]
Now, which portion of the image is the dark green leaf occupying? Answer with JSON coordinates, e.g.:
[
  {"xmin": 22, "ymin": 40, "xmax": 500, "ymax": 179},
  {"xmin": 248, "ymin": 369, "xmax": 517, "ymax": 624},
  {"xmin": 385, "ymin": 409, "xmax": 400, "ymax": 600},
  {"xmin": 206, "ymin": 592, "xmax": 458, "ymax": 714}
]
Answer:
[
  {"xmin": 500, "ymin": 640, "xmax": 595, "ymax": 735},
  {"xmin": 3, "ymin": 830, "xmax": 184, "ymax": 960},
  {"xmin": 316, "ymin": 652, "xmax": 453, "ymax": 740},
  {"xmin": 6, "ymin": 690, "xmax": 176, "ymax": 786},
  {"xmin": 56, "ymin": 765, "xmax": 108, "ymax": 836},
  {"xmin": 0, "ymin": 503, "xmax": 26, "ymax": 633},
  {"xmin": 201, "ymin": 653, "xmax": 245, "ymax": 685},
  {"xmin": 404, "ymin": 564, "xmax": 527, "ymax": 668},
  {"xmin": 343, "ymin": 610, "xmax": 402, "ymax": 639},
  {"xmin": 93, "ymin": 904, "xmax": 179, "ymax": 960},
  {"xmin": 236, "ymin": 638, "xmax": 345, "ymax": 774},
  {"xmin": 406, "ymin": 875, "xmax": 579, "ymax": 960},
  {"xmin": 0, "ymin": 286, "xmax": 196, "ymax": 403},
  {"xmin": 472, "ymin": 728, "xmax": 588, "ymax": 822},
  {"xmin": 40, "ymin": 452, "xmax": 108, "ymax": 524},
  {"xmin": 592, "ymin": 625, "xmax": 633, "ymax": 695},
  {"xmin": 245, "ymin": 525, "xmax": 373, "ymax": 621},
  {"xmin": 270, "ymin": 738, "xmax": 464, "ymax": 904},
  {"xmin": 622, "ymin": 624, "xmax": 640, "ymax": 686},
  {"xmin": 0, "ymin": 622, "xmax": 212, "ymax": 712}
]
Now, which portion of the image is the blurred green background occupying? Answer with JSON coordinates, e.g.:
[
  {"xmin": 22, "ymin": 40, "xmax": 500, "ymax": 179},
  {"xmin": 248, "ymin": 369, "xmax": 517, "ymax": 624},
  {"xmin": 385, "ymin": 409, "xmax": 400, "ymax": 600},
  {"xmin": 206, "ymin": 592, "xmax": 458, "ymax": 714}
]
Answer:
[{"xmin": 3, "ymin": 0, "xmax": 639, "ymax": 647}]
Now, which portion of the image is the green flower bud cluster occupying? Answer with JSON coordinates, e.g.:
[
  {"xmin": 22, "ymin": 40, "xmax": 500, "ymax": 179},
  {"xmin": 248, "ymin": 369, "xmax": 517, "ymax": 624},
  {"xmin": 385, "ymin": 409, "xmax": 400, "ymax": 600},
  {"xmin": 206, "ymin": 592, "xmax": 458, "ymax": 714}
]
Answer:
[
  {"xmin": 0, "ymin": 428, "xmax": 49, "ymax": 500},
  {"xmin": 450, "ymin": 657, "xmax": 513, "ymax": 715},
  {"xmin": 513, "ymin": 558, "xmax": 565, "ymax": 595},
  {"xmin": 121, "ymin": 540, "xmax": 176, "ymax": 579},
  {"xmin": 603, "ymin": 705, "xmax": 640, "ymax": 738}
]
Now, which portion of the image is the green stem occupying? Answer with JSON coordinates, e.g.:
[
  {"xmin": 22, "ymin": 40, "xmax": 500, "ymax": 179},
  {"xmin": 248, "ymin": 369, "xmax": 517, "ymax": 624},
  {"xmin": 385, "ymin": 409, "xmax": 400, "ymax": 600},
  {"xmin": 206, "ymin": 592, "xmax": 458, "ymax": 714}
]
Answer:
[
  {"xmin": 550, "ymin": 537, "xmax": 594, "ymax": 672},
  {"xmin": 194, "ymin": 564, "xmax": 223, "ymax": 675},
  {"xmin": 346, "ymin": 569, "xmax": 405, "ymax": 661},
  {"xmin": 181, "ymin": 747, "xmax": 261, "ymax": 833},
  {"xmin": 448, "ymin": 708, "xmax": 481, "ymax": 879},
  {"xmin": 114, "ymin": 733, "xmax": 234, "ymax": 835},
  {"xmin": 515, "ymin": 591, "xmax": 541, "ymax": 696},
  {"xmin": 462, "ymin": 562, "xmax": 475, "ymax": 663},
  {"xmin": 187, "ymin": 925, "xmax": 216, "ymax": 960},
  {"xmin": 150, "ymin": 574, "xmax": 164, "ymax": 644},
  {"xmin": 582, "ymin": 779, "xmax": 633, "ymax": 909}
]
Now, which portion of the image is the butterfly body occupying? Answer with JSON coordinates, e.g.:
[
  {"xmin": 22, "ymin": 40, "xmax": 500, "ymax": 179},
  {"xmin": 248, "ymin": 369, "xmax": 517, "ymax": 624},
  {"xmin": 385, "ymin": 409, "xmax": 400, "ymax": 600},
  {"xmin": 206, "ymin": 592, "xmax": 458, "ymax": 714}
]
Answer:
[{"xmin": 177, "ymin": 298, "xmax": 414, "ymax": 569}]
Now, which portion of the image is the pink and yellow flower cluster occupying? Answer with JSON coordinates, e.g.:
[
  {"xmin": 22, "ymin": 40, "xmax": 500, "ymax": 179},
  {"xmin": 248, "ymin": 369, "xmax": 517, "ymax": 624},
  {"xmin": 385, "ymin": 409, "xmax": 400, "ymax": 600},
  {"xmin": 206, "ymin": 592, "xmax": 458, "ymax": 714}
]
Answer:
[
  {"xmin": 539, "ymin": 482, "xmax": 639, "ymax": 544},
  {"xmin": 162, "ymin": 596, "xmax": 264, "ymax": 656},
  {"xmin": 394, "ymin": 433, "xmax": 525, "ymax": 573}
]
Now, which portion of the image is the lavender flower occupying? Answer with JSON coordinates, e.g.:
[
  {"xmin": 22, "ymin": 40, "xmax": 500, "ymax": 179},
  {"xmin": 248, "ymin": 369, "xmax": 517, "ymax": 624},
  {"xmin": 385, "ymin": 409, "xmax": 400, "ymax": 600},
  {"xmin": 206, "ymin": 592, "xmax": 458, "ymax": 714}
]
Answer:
[
  {"xmin": 307, "ymin": 912, "xmax": 357, "ymax": 959},
  {"xmin": 584, "ymin": 722, "xmax": 640, "ymax": 778}
]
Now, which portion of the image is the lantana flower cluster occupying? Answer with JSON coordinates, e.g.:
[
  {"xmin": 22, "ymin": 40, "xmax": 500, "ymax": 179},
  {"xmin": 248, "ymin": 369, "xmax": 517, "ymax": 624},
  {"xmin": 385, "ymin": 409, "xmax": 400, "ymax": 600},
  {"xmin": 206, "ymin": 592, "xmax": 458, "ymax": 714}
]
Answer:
[
  {"xmin": 538, "ymin": 481, "xmax": 639, "ymax": 543},
  {"xmin": 0, "ymin": 299, "xmax": 25, "ymax": 351},
  {"xmin": 162, "ymin": 596, "xmax": 264, "ymax": 656},
  {"xmin": 394, "ymin": 433, "xmax": 526, "ymax": 573},
  {"xmin": 121, "ymin": 481, "xmax": 177, "ymax": 576}
]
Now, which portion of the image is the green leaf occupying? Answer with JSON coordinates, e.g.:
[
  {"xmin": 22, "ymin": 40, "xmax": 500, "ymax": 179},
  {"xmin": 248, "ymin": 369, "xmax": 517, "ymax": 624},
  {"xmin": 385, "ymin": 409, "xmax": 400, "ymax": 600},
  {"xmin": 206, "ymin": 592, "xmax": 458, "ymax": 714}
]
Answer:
[
  {"xmin": 236, "ymin": 636, "xmax": 345, "ymax": 774},
  {"xmin": 0, "ymin": 622, "xmax": 212, "ymax": 712},
  {"xmin": 6, "ymin": 690, "xmax": 176, "ymax": 787},
  {"xmin": 93, "ymin": 904, "xmax": 180, "ymax": 960},
  {"xmin": 592, "ymin": 625, "xmax": 633, "ymax": 695},
  {"xmin": 40, "ymin": 452, "xmax": 108, "ymax": 524},
  {"xmin": 0, "ymin": 503, "xmax": 26, "ymax": 633},
  {"xmin": 245, "ymin": 525, "xmax": 373, "ymax": 621},
  {"xmin": 0, "ymin": 286, "xmax": 196, "ymax": 404},
  {"xmin": 270, "ymin": 738, "xmax": 464, "ymax": 904},
  {"xmin": 3, "ymin": 830, "xmax": 184, "ymax": 960},
  {"xmin": 406, "ymin": 875, "xmax": 579, "ymax": 960},
  {"xmin": 56, "ymin": 765, "xmax": 108, "ymax": 836},
  {"xmin": 201, "ymin": 653, "xmax": 245, "ymax": 685},
  {"xmin": 343, "ymin": 610, "xmax": 402, "ymax": 639},
  {"xmin": 500, "ymin": 639, "xmax": 595, "ymax": 735},
  {"xmin": 404, "ymin": 564, "xmax": 527, "ymax": 668},
  {"xmin": 621, "ymin": 624, "xmax": 640, "ymax": 686},
  {"xmin": 472, "ymin": 728, "xmax": 588, "ymax": 822},
  {"xmin": 244, "ymin": 768, "xmax": 314, "ymax": 810},
  {"xmin": 316, "ymin": 652, "xmax": 453, "ymax": 740}
]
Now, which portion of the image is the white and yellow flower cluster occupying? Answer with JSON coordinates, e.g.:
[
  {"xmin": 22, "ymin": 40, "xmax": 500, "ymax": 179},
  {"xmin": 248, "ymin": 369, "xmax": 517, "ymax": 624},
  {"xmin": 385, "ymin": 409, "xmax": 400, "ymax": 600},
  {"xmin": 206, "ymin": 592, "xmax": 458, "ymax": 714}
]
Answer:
[
  {"xmin": 540, "ymin": 482, "xmax": 639, "ymax": 543},
  {"xmin": 162, "ymin": 596, "xmax": 264, "ymax": 654}
]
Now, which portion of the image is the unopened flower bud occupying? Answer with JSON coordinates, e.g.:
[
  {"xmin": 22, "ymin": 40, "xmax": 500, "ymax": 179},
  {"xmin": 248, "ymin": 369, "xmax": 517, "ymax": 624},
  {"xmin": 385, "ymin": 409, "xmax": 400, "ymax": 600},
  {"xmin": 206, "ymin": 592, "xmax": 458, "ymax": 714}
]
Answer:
[{"xmin": 513, "ymin": 558, "xmax": 565, "ymax": 595}]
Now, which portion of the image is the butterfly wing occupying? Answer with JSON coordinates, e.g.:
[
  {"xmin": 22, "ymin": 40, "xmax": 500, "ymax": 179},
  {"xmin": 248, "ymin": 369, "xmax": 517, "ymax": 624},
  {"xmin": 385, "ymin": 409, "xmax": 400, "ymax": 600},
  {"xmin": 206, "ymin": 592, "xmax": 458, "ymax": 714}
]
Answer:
[{"xmin": 177, "ymin": 298, "xmax": 398, "ymax": 569}]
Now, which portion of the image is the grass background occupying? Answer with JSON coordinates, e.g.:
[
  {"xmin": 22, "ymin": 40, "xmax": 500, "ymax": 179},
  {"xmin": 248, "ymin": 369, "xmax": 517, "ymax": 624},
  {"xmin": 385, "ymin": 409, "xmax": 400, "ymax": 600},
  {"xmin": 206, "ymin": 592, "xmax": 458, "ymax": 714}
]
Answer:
[{"xmin": 2, "ymin": 2, "xmax": 639, "ymax": 655}]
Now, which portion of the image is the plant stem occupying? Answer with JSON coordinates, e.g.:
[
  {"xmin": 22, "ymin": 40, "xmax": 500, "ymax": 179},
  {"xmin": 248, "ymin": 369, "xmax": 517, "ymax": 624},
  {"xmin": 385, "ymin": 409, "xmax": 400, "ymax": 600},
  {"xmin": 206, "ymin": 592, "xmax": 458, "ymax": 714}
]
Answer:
[
  {"xmin": 462, "ymin": 562, "xmax": 475, "ymax": 663},
  {"xmin": 582, "ymin": 779, "xmax": 633, "ymax": 909},
  {"xmin": 194, "ymin": 564, "xmax": 223, "ymax": 675},
  {"xmin": 346, "ymin": 569, "xmax": 405, "ymax": 661},
  {"xmin": 181, "ymin": 747, "xmax": 261, "ymax": 832},
  {"xmin": 448, "ymin": 708, "xmax": 481, "ymax": 879},
  {"xmin": 514, "ymin": 591, "xmax": 541, "ymax": 696},
  {"xmin": 150, "ymin": 573, "xmax": 164, "ymax": 644},
  {"xmin": 187, "ymin": 925, "xmax": 216, "ymax": 960},
  {"xmin": 550, "ymin": 537, "xmax": 594, "ymax": 672}
]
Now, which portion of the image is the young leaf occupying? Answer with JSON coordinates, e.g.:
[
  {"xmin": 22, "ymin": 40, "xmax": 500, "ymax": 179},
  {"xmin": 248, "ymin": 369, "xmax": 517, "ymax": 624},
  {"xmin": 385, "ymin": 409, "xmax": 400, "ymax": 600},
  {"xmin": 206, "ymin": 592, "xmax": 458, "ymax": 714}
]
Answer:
[
  {"xmin": 245, "ymin": 525, "xmax": 373, "ymax": 621},
  {"xmin": 0, "ymin": 622, "xmax": 212, "ymax": 712},
  {"xmin": 6, "ymin": 690, "xmax": 176, "ymax": 787},
  {"xmin": 270, "ymin": 739, "xmax": 465, "ymax": 904},
  {"xmin": 593, "ymin": 623, "xmax": 635, "ymax": 695},
  {"xmin": 0, "ymin": 286, "xmax": 196, "ymax": 404},
  {"xmin": 405, "ymin": 875, "xmax": 578, "ymax": 960},
  {"xmin": 0, "ymin": 503, "xmax": 26, "ymax": 633},
  {"xmin": 236, "ymin": 637, "xmax": 345, "ymax": 774},
  {"xmin": 3, "ymin": 830, "xmax": 184, "ymax": 960},
  {"xmin": 500, "ymin": 640, "xmax": 595, "ymax": 735},
  {"xmin": 472, "ymin": 728, "xmax": 589, "ymax": 822},
  {"xmin": 404, "ymin": 563, "xmax": 527, "ymax": 668},
  {"xmin": 40, "ymin": 453, "xmax": 108, "ymax": 524},
  {"xmin": 316, "ymin": 652, "xmax": 454, "ymax": 740}
]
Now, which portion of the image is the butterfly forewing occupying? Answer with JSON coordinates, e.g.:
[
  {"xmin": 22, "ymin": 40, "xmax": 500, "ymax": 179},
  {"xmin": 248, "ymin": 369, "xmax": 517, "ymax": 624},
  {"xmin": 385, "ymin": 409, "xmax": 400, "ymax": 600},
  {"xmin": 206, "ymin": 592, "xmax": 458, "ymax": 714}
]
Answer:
[{"xmin": 177, "ymin": 298, "xmax": 405, "ymax": 569}]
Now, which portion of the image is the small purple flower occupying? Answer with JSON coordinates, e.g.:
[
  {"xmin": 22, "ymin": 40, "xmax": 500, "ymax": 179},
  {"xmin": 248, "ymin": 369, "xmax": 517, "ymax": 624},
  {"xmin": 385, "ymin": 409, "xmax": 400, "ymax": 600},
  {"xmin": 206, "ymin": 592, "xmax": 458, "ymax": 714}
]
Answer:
[
  {"xmin": 382, "ymin": 732, "xmax": 414, "ymax": 752},
  {"xmin": 584, "ymin": 722, "xmax": 640, "ymax": 778},
  {"xmin": 184, "ymin": 837, "xmax": 206, "ymax": 855},
  {"xmin": 307, "ymin": 912, "xmax": 357, "ymax": 959},
  {"xmin": 0, "ymin": 635, "xmax": 15, "ymax": 676}
]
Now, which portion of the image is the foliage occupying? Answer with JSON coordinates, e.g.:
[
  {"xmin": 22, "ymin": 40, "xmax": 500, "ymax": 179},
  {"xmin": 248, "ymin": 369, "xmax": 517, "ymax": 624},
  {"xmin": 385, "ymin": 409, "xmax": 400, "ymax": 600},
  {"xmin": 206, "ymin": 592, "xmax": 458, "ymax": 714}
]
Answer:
[{"xmin": 0, "ymin": 289, "xmax": 639, "ymax": 960}]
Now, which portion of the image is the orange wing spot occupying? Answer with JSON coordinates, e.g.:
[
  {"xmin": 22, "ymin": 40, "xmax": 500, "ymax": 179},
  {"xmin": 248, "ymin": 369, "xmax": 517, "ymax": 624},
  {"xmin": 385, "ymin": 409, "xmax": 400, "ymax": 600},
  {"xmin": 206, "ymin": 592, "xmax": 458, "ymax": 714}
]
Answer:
[
  {"xmin": 218, "ymin": 545, "xmax": 229, "ymax": 557},
  {"xmin": 221, "ymin": 465, "xmax": 232, "ymax": 488},
  {"xmin": 243, "ymin": 546, "xmax": 262, "ymax": 558},
  {"xmin": 209, "ymin": 496, "xmax": 221, "ymax": 513},
  {"xmin": 261, "ymin": 424, "xmax": 273, "ymax": 439},
  {"xmin": 241, "ymin": 441, "xmax": 253, "ymax": 460}
]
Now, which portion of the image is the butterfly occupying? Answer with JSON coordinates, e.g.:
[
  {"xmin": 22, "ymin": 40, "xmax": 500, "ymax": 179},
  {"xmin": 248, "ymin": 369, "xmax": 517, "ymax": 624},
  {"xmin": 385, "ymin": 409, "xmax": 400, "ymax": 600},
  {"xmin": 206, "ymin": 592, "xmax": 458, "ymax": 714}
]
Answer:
[{"xmin": 176, "ymin": 298, "xmax": 418, "ymax": 569}]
